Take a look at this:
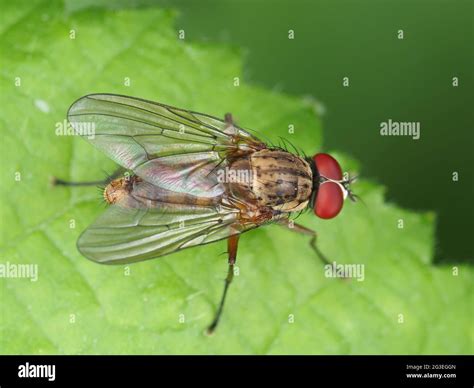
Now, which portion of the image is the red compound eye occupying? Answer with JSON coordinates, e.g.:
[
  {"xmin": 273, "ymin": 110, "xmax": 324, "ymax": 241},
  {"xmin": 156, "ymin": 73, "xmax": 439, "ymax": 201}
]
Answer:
[{"xmin": 313, "ymin": 153, "xmax": 344, "ymax": 219}]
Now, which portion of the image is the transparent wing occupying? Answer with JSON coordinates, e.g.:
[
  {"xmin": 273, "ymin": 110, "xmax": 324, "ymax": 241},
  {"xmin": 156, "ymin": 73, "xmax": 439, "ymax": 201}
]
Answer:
[
  {"xmin": 77, "ymin": 202, "xmax": 256, "ymax": 265},
  {"xmin": 68, "ymin": 94, "xmax": 265, "ymax": 197}
]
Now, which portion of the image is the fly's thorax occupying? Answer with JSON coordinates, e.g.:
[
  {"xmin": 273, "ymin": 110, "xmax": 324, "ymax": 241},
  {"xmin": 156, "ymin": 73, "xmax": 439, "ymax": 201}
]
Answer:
[
  {"xmin": 225, "ymin": 156, "xmax": 256, "ymax": 202},
  {"xmin": 250, "ymin": 149, "xmax": 312, "ymax": 212},
  {"xmin": 226, "ymin": 149, "xmax": 313, "ymax": 213}
]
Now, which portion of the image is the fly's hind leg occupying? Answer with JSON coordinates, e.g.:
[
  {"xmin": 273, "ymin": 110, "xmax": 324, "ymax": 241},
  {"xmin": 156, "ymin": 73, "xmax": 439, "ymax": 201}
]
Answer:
[
  {"xmin": 206, "ymin": 234, "xmax": 239, "ymax": 335},
  {"xmin": 51, "ymin": 167, "xmax": 125, "ymax": 187}
]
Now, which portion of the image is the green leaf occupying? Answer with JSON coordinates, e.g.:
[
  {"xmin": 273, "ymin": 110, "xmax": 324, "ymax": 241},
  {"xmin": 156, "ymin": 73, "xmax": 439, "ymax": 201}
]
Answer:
[{"xmin": 1, "ymin": 0, "xmax": 472, "ymax": 354}]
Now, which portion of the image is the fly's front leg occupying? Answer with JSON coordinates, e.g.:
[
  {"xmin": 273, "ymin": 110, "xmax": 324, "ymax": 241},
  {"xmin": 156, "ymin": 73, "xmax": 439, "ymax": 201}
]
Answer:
[
  {"xmin": 51, "ymin": 167, "xmax": 125, "ymax": 187},
  {"xmin": 206, "ymin": 234, "xmax": 239, "ymax": 335},
  {"xmin": 278, "ymin": 220, "xmax": 348, "ymax": 280},
  {"xmin": 277, "ymin": 219, "xmax": 330, "ymax": 265},
  {"xmin": 277, "ymin": 220, "xmax": 349, "ymax": 280}
]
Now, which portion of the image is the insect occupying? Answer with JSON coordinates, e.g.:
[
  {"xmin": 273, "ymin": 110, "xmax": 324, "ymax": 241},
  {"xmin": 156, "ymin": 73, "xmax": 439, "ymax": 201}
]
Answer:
[{"xmin": 54, "ymin": 94, "xmax": 357, "ymax": 334}]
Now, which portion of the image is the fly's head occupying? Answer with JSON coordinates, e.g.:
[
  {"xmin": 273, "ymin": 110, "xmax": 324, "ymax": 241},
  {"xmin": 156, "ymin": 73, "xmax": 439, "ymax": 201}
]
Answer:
[{"xmin": 308, "ymin": 153, "xmax": 358, "ymax": 219}]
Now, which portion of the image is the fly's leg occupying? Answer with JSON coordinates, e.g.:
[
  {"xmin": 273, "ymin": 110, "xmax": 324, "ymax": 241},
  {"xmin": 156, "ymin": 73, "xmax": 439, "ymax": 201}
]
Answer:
[
  {"xmin": 51, "ymin": 167, "xmax": 125, "ymax": 187},
  {"xmin": 278, "ymin": 221, "xmax": 348, "ymax": 280},
  {"xmin": 224, "ymin": 113, "xmax": 240, "ymax": 137},
  {"xmin": 278, "ymin": 220, "xmax": 349, "ymax": 280},
  {"xmin": 206, "ymin": 234, "xmax": 239, "ymax": 335},
  {"xmin": 224, "ymin": 113, "xmax": 233, "ymax": 125},
  {"xmin": 277, "ymin": 220, "xmax": 331, "ymax": 265}
]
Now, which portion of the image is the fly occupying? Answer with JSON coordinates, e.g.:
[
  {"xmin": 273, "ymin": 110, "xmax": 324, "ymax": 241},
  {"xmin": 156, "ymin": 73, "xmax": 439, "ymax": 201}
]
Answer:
[{"xmin": 54, "ymin": 94, "xmax": 357, "ymax": 334}]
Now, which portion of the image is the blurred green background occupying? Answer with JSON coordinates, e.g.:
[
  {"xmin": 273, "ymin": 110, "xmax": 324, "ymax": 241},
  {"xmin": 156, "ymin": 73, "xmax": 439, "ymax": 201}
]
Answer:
[{"xmin": 154, "ymin": 0, "xmax": 473, "ymax": 262}]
